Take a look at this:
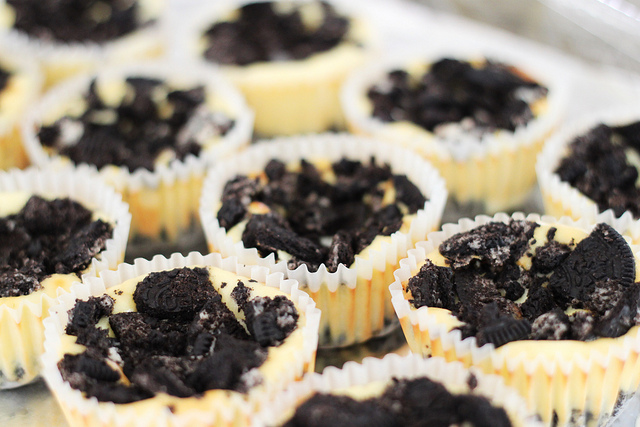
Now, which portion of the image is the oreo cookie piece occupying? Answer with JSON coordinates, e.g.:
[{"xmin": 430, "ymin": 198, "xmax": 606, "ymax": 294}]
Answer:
[
  {"xmin": 244, "ymin": 295, "xmax": 299, "ymax": 347},
  {"xmin": 593, "ymin": 283, "xmax": 640, "ymax": 338},
  {"xmin": 407, "ymin": 259, "xmax": 456, "ymax": 309},
  {"xmin": 242, "ymin": 214, "xmax": 325, "ymax": 262},
  {"xmin": 439, "ymin": 220, "xmax": 537, "ymax": 270},
  {"xmin": 130, "ymin": 355, "xmax": 196, "ymax": 398},
  {"xmin": 284, "ymin": 393, "xmax": 397, "ymax": 427},
  {"xmin": 187, "ymin": 333, "xmax": 267, "ymax": 393},
  {"xmin": 52, "ymin": 219, "xmax": 114, "ymax": 274},
  {"xmin": 66, "ymin": 295, "xmax": 115, "ymax": 336},
  {"xmin": 530, "ymin": 308, "xmax": 571, "ymax": 340},
  {"xmin": 325, "ymin": 230, "xmax": 355, "ymax": 273},
  {"xmin": 133, "ymin": 267, "xmax": 216, "ymax": 320},
  {"xmin": 393, "ymin": 175, "xmax": 427, "ymax": 212},
  {"xmin": 476, "ymin": 316, "xmax": 531, "ymax": 348},
  {"xmin": 547, "ymin": 223, "xmax": 635, "ymax": 308}
]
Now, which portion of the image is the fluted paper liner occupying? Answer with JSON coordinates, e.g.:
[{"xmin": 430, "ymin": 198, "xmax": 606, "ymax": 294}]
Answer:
[
  {"xmin": 0, "ymin": 48, "xmax": 42, "ymax": 169},
  {"xmin": 537, "ymin": 105, "xmax": 640, "ymax": 245},
  {"xmin": 254, "ymin": 353, "xmax": 541, "ymax": 427},
  {"xmin": 41, "ymin": 251, "xmax": 321, "ymax": 427},
  {"xmin": 0, "ymin": 165, "xmax": 131, "ymax": 388},
  {"xmin": 0, "ymin": 0, "xmax": 166, "ymax": 88},
  {"xmin": 174, "ymin": 0, "xmax": 374, "ymax": 136},
  {"xmin": 200, "ymin": 133, "xmax": 447, "ymax": 347},
  {"xmin": 342, "ymin": 45, "xmax": 569, "ymax": 213},
  {"xmin": 390, "ymin": 212, "xmax": 640, "ymax": 425},
  {"xmin": 21, "ymin": 61, "xmax": 253, "ymax": 245}
]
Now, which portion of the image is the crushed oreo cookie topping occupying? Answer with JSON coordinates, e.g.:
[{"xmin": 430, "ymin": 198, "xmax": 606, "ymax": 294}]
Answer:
[
  {"xmin": 38, "ymin": 77, "xmax": 235, "ymax": 172},
  {"xmin": 7, "ymin": 0, "xmax": 145, "ymax": 43},
  {"xmin": 555, "ymin": 122, "xmax": 640, "ymax": 218},
  {"xmin": 283, "ymin": 376, "xmax": 511, "ymax": 427},
  {"xmin": 58, "ymin": 267, "xmax": 299, "ymax": 403},
  {"xmin": 367, "ymin": 58, "xmax": 548, "ymax": 135},
  {"xmin": 407, "ymin": 221, "xmax": 640, "ymax": 346},
  {"xmin": 202, "ymin": 1, "xmax": 351, "ymax": 66},
  {"xmin": 0, "ymin": 67, "xmax": 10, "ymax": 93},
  {"xmin": 0, "ymin": 196, "xmax": 113, "ymax": 298},
  {"xmin": 217, "ymin": 157, "xmax": 427, "ymax": 272}
]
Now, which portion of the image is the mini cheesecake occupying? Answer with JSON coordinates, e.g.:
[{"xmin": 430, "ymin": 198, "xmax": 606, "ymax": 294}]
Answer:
[
  {"xmin": 343, "ymin": 53, "xmax": 567, "ymax": 212},
  {"xmin": 41, "ymin": 253, "xmax": 320, "ymax": 427},
  {"xmin": 537, "ymin": 107, "xmax": 640, "ymax": 244},
  {"xmin": 183, "ymin": 0, "xmax": 371, "ymax": 136},
  {"xmin": 201, "ymin": 134, "xmax": 447, "ymax": 347},
  {"xmin": 257, "ymin": 354, "xmax": 540, "ymax": 427},
  {"xmin": 390, "ymin": 213, "xmax": 640, "ymax": 424},
  {"xmin": 0, "ymin": 0, "xmax": 165, "ymax": 88},
  {"xmin": 22, "ymin": 62, "xmax": 253, "ymax": 248}
]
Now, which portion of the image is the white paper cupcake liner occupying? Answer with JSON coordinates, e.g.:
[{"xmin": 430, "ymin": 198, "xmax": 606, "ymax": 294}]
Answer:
[
  {"xmin": 172, "ymin": 0, "xmax": 375, "ymax": 136},
  {"xmin": 254, "ymin": 353, "xmax": 541, "ymax": 427},
  {"xmin": 536, "ymin": 104, "xmax": 640, "ymax": 245},
  {"xmin": 390, "ymin": 212, "xmax": 640, "ymax": 425},
  {"xmin": 341, "ymin": 44, "xmax": 570, "ymax": 212},
  {"xmin": 0, "ymin": 0, "xmax": 167, "ymax": 88},
  {"xmin": 0, "ymin": 164, "xmax": 131, "ymax": 389},
  {"xmin": 41, "ymin": 251, "xmax": 321, "ymax": 427},
  {"xmin": 200, "ymin": 133, "xmax": 447, "ymax": 347},
  {"xmin": 21, "ymin": 60, "xmax": 253, "ymax": 247}
]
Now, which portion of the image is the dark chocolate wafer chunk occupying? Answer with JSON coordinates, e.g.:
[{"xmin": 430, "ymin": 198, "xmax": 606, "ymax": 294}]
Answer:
[
  {"xmin": 547, "ymin": 223, "xmax": 635, "ymax": 308},
  {"xmin": 133, "ymin": 267, "xmax": 216, "ymax": 320},
  {"xmin": 440, "ymin": 220, "xmax": 537, "ymax": 270},
  {"xmin": 243, "ymin": 295, "xmax": 299, "ymax": 347}
]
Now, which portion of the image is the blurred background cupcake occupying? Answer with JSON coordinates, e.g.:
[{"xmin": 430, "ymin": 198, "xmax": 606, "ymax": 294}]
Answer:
[
  {"xmin": 21, "ymin": 61, "xmax": 253, "ymax": 258},
  {"xmin": 342, "ymin": 46, "xmax": 568, "ymax": 214},
  {"xmin": 0, "ymin": 0, "xmax": 166, "ymax": 88},
  {"xmin": 174, "ymin": 0, "xmax": 373, "ymax": 136},
  {"xmin": 537, "ymin": 106, "xmax": 640, "ymax": 245}
]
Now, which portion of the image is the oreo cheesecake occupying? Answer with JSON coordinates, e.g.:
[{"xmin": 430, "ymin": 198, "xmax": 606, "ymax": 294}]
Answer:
[
  {"xmin": 0, "ymin": 0, "xmax": 165, "ymax": 88},
  {"xmin": 201, "ymin": 134, "xmax": 447, "ymax": 347},
  {"xmin": 342, "ymin": 53, "xmax": 567, "ymax": 212},
  {"xmin": 0, "ymin": 50, "xmax": 41, "ymax": 170},
  {"xmin": 22, "ymin": 62, "xmax": 253, "ymax": 249},
  {"xmin": 180, "ymin": 0, "xmax": 371, "ymax": 136},
  {"xmin": 257, "ymin": 354, "xmax": 539, "ymax": 427},
  {"xmin": 537, "ymin": 108, "xmax": 640, "ymax": 244},
  {"xmin": 41, "ymin": 252, "xmax": 320, "ymax": 427},
  {"xmin": 390, "ymin": 213, "xmax": 640, "ymax": 424},
  {"xmin": 0, "ymin": 166, "xmax": 130, "ymax": 388}
]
